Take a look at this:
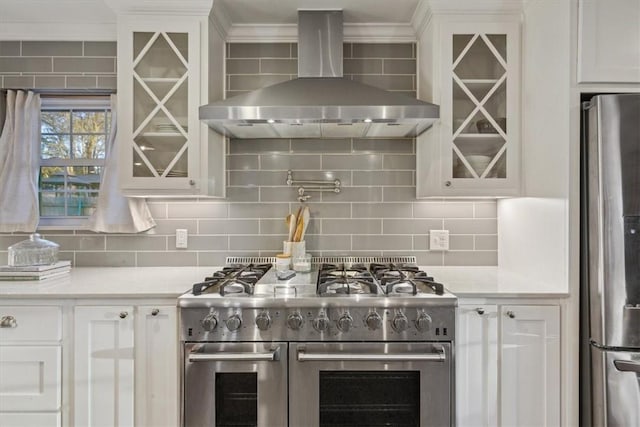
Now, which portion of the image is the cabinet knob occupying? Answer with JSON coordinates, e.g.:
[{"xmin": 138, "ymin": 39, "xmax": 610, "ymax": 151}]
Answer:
[
  {"xmin": 506, "ymin": 311, "xmax": 516, "ymax": 319},
  {"xmin": 189, "ymin": 179, "xmax": 195, "ymax": 186},
  {"xmin": 0, "ymin": 315, "xmax": 17, "ymax": 328},
  {"xmin": 476, "ymin": 308, "xmax": 485, "ymax": 315},
  {"xmin": 119, "ymin": 311, "xmax": 128, "ymax": 319},
  {"xmin": 445, "ymin": 181, "xmax": 452, "ymax": 187},
  {"xmin": 151, "ymin": 309, "xmax": 160, "ymax": 316}
]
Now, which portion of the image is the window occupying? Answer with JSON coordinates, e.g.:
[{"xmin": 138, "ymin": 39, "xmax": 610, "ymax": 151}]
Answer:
[{"xmin": 39, "ymin": 96, "xmax": 111, "ymax": 228}]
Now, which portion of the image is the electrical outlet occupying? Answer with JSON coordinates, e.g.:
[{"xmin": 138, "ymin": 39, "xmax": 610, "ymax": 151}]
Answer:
[
  {"xmin": 176, "ymin": 229, "xmax": 188, "ymax": 249},
  {"xmin": 429, "ymin": 230, "xmax": 449, "ymax": 251}
]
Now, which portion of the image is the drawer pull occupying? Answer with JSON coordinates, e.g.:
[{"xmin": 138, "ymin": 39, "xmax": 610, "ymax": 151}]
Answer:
[
  {"xmin": 119, "ymin": 312, "xmax": 128, "ymax": 319},
  {"xmin": 506, "ymin": 311, "xmax": 516, "ymax": 319},
  {"xmin": 151, "ymin": 309, "xmax": 160, "ymax": 316},
  {"xmin": 0, "ymin": 315, "xmax": 17, "ymax": 328}
]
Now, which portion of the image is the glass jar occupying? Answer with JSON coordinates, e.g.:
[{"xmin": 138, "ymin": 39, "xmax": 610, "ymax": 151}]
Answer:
[
  {"xmin": 293, "ymin": 253, "xmax": 312, "ymax": 272},
  {"xmin": 8, "ymin": 234, "xmax": 60, "ymax": 266},
  {"xmin": 275, "ymin": 253, "xmax": 291, "ymax": 272}
]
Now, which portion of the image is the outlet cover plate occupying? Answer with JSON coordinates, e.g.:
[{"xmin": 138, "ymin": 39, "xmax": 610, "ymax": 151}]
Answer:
[{"xmin": 429, "ymin": 230, "xmax": 449, "ymax": 251}]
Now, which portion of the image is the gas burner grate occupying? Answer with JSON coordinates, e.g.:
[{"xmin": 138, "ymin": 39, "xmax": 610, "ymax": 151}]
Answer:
[
  {"xmin": 317, "ymin": 263, "xmax": 380, "ymax": 296},
  {"xmin": 192, "ymin": 263, "xmax": 271, "ymax": 296}
]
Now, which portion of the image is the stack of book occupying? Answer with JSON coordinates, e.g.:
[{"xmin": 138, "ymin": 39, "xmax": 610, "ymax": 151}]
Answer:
[{"xmin": 0, "ymin": 261, "xmax": 71, "ymax": 281}]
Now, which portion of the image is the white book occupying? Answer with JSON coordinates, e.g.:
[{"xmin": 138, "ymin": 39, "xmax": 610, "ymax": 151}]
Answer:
[
  {"xmin": 0, "ymin": 260, "xmax": 71, "ymax": 273},
  {"xmin": 0, "ymin": 269, "xmax": 70, "ymax": 281}
]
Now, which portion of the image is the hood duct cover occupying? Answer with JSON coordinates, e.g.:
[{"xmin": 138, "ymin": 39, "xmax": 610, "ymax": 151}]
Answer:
[{"xmin": 200, "ymin": 10, "xmax": 439, "ymax": 139}]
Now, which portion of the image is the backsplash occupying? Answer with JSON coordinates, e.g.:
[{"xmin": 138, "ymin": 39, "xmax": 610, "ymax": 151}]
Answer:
[{"xmin": 0, "ymin": 41, "xmax": 497, "ymax": 267}]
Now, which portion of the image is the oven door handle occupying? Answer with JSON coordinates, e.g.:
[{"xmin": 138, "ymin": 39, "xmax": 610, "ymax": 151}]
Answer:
[
  {"xmin": 296, "ymin": 347, "xmax": 446, "ymax": 362},
  {"xmin": 189, "ymin": 348, "xmax": 280, "ymax": 362}
]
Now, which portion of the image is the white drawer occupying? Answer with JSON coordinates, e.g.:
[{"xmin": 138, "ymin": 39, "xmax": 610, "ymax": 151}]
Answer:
[
  {"xmin": 0, "ymin": 346, "xmax": 61, "ymax": 411},
  {"xmin": 0, "ymin": 306, "xmax": 61, "ymax": 342},
  {"xmin": 0, "ymin": 412, "xmax": 60, "ymax": 427}
]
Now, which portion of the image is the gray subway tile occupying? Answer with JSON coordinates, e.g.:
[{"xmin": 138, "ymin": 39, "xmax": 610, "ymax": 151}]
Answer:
[
  {"xmin": 22, "ymin": 41, "xmax": 82, "ymax": 56},
  {"xmin": 52, "ymin": 235, "xmax": 105, "ymax": 251},
  {"xmin": 260, "ymin": 58, "xmax": 297, "ymax": 74},
  {"xmin": 343, "ymin": 43, "xmax": 353, "ymax": 58},
  {"xmin": 66, "ymin": 76, "xmax": 98, "ymax": 88},
  {"xmin": 305, "ymin": 235, "xmax": 351, "ymax": 251},
  {"xmin": 168, "ymin": 202, "xmax": 228, "ymax": 218},
  {"xmin": 396, "ymin": 90, "xmax": 417, "ymax": 97},
  {"xmin": 475, "ymin": 235, "xmax": 498, "ymax": 250},
  {"xmin": 287, "ymin": 171, "xmax": 351, "ymax": 186},
  {"xmin": 229, "ymin": 203, "xmax": 289, "ymax": 219},
  {"xmin": 383, "ymin": 59, "xmax": 416, "ymax": 74},
  {"xmin": 260, "ymin": 154, "xmax": 321, "ymax": 170},
  {"xmin": 226, "ymin": 187, "xmax": 260, "ymax": 202},
  {"xmin": 53, "ymin": 57, "xmax": 115, "ymax": 73},
  {"xmin": 229, "ymin": 75, "xmax": 291, "ymax": 91},
  {"xmin": 443, "ymin": 219, "xmax": 498, "ymax": 234},
  {"xmin": 322, "ymin": 154, "xmax": 382, "ymax": 170},
  {"xmin": 352, "ymin": 203, "xmax": 413, "ymax": 218},
  {"xmin": 229, "ymin": 139, "xmax": 290, "ymax": 154},
  {"xmin": 83, "ymin": 41, "xmax": 117, "ymax": 57},
  {"xmin": 322, "ymin": 187, "xmax": 382, "ymax": 202},
  {"xmin": 260, "ymin": 187, "xmax": 301, "ymax": 202},
  {"xmin": 382, "ymin": 187, "xmax": 416, "ymax": 202},
  {"xmin": 97, "ymin": 76, "xmax": 117, "ymax": 89},
  {"xmin": 414, "ymin": 202, "xmax": 474, "ymax": 218},
  {"xmin": 351, "ymin": 74, "xmax": 414, "ymax": 91},
  {"xmin": 413, "ymin": 235, "xmax": 429, "ymax": 250},
  {"xmin": 353, "ymin": 235, "xmax": 412, "ymax": 251},
  {"xmin": 0, "ymin": 235, "xmax": 28, "ymax": 248},
  {"xmin": 34, "ymin": 75, "xmax": 66, "ymax": 89},
  {"xmin": 228, "ymin": 43, "xmax": 292, "ymax": 58},
  {"xmin": 200, "ymin": 219, "xmax": 259, "ymax": 235},
  {"xmin": 198, "ymin": 252, "xmax": 230, "ymax": 267},
  {"xmin": 414, "ymin": 251, "xmax": 444, "ymax": 266},
  {"xmin": 229, "ymin": 171, "xmax": 285, "ymax": 186},
  {"xmin": 291, "ymin": 138, "xmax": 351, "ymax": 153},
  {"xmin": 475, "ymin": 202, "xmax": 498, "ymax": 218},
  {"xmin": 383, "ymin": 155, "xmax": 415, "ymax": 170},
  {"xmin": 137, "ymin": 251, "xmax": 198, "ymax": 266},
  {"xmin": 147, "ymin": 202, "xmax": 167, "ymax": 219},
  {"xmin": 322, "ymin": 219, "xmax": 381, "ymax": 234},
  {"xmin": 226, "ymin": 90, "xmax": 249, "ymax": 98},
  {"xmin": 230, "ymin": 235, "xmax": 286, "ymax": 251},
  {"xmin": 352, "ymin": 43, "xmax": 414, "ymax": 58},
  {"xmin": 353, "ymin": 171, "xmax": 413, "ymax": 186},
  {"xmin": 261, "ymin": 218, "xmax": 319, "ymax": 236},
  {"xmin": 0, "ymin": 41, "xmax": 20, "ymax": 56},
  {"xmin": 106, "ymin": 235, "xmax": 166, "ymax": 251},
  {"xmin": 3, "ymin": 75, "xmax": 34, "ymax": 88},
  {"xmin": 343, "ymin": 58, "xmax": 382, "ymax": 74},
  {"xmin": 58, "ymin": 252, "xmax": 75, "ymax": 264},
  {"xmin": 226, "ymin": 58, "xmax": 260, "ymax": 74},
  {"xmin": 152, "ymin": 219, "xmax": 198, "ymax": 235},
  {"xmin": 180, "ymin": 235, "xmax": 228, "ymax": 251},
  {"xmin": 443, "ymin": 251, "xmax": 498, "ymax": 266},
  {"xmin": 383, "ymin": 218, "xmax": 443, "ymax": 234},
  {"xmin": 227, "ymin": 154, "xmax": 259, "ymax": 170},
  {"xmin": 76, "ymin": 251, "xmax": 136, "ymax": 267},
  {"xmin": 450, "ymin": 235, "xmax": 474, "ymax": 250},
  {"xmin": 353, "ymin": 138, "xmax": 414, "ymax": 153},
  {"xmin": 304, "ymin": 202, "xmax": 351, "ymax": 219},
  {"xmin": 0, "ymin": 57, "xmax": 51, "ymax": 73}
]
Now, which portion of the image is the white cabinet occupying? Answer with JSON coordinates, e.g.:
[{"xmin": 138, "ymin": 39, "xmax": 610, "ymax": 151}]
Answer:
[
  {"xmin": 74, "ymin": 306, "xmax": 135, "ymax": 427},
  {"xmin": 418, "ymin": 18, "xmax": 521, "ymax": 197},
  {"xmin": 501, "ymin": 305, "xmax": 560, "ymax": 427},
  {"xmin": 578, "ymin": 0, "xmax": 640, "ymax": 83},
  {"xmin": 117, "ymin": 16, "xmax": 225, "ymax": 197},
  {"xmin": 455, "ymin": 304, "xmax": 560, "ymax": 427},
  {"xmin": 0, "ymin": 306, "xmax": 62, "ymax": 427}
]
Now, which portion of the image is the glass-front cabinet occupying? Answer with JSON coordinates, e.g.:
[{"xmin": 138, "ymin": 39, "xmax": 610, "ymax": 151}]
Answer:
[{"xmin": 418, "ymin": 20, "xmax": 521, "ymax": 197}]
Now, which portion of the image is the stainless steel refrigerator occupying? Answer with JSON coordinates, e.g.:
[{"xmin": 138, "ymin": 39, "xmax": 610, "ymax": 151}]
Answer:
[{"xmin": 583, "ymin": 93, "xmax": 640, "ymax": 426}]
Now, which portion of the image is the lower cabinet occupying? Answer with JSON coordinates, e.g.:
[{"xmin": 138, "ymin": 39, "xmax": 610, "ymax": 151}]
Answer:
[{"xmin": 456, "ymin": 304, "xmax": 560, "ymax": 427}]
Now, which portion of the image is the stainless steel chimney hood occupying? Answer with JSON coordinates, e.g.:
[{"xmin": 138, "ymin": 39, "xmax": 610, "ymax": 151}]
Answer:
[{"xmin": 199, "ymin": 10, "xmax": 439, "ymax": 139}]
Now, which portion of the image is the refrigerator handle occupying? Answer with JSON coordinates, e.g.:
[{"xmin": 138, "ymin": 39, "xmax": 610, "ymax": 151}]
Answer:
[{"xmin": 613, "ymin": 359, "xmax": 640, "ymax": 373}]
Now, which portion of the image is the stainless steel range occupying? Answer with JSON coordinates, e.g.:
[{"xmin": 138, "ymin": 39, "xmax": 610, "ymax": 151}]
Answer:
[{"xmin": 179, "ymin": 256, "xmax": 457, "ymax": 427}]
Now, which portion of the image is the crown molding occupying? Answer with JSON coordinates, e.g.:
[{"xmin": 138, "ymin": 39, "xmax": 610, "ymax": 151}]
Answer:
[
  {"xmin": 103, "ymin": 0, "xmax": 214, "ymax": 16},
  {"xmin": 226, "ymin": 23, "xmax": 417, "ymax": 43},
  {"xmin": 209, "ymin": 0, "xmax": 232, "ymax": 39},
  {"xmin": 0, "ymin": 22, "xmax": 116, "ymax": 41},
  {"xmin": 427, "ymin": 0, "xmax": 524, "ymax": 15}
]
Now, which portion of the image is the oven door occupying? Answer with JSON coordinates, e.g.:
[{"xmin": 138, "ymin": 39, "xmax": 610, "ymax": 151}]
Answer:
[
  {"xmin": 290, "ymin": 342, "xmax": 452, "ymax": 427},
  {"xmin": 183, "ymin": 342, "xmax": 287, "ymax": 427}
]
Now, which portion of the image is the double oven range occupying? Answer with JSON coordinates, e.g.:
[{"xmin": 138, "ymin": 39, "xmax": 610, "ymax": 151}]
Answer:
[{"xmin": 179, "ymin": 257, "xmax": 457, "ymax": 427}]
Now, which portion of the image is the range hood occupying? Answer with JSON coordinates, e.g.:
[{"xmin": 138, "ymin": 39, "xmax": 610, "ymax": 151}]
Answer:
[{"xmin": 199, "ymin": 10, "xmax": 439, "ymax": 139}]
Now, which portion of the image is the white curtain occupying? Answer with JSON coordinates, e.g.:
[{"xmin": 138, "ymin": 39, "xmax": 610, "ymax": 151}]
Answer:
[
  {"xmin": 88, "ymin": 94, "xmax": 156, "ymax": 233},
  {"xmin": 0, "ymin": 90, "xmax": 41, "ymax": 232}
]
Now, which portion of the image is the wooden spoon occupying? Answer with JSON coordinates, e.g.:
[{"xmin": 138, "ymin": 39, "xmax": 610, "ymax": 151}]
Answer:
[{"xmin": 286, "ymin": 214, "xmax": 296, "ymax": 242}]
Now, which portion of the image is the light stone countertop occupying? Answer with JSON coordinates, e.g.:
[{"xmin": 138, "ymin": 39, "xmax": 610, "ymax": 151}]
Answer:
[{"xmin": 0, "ymin": 266, "xmax": 569, "ymax": 299}]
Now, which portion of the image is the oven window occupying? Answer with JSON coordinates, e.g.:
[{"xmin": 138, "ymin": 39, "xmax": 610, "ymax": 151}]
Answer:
[
  {"xmin": 319, "ymin": 371, "xmax": 420, "ymax": 427},
  {"xmin": 215, "ymin": 373, "xmax": 257, "ymax": 427}
]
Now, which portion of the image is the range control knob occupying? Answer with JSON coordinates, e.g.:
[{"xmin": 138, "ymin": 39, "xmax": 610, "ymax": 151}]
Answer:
[
  {"xmin": 201, "ymin": 314, "xmax": 218, "ymax": 332},
  {"xmin": 225, "ymin": 314, "xmax": 242, "ymax": 331},
  {"xmin": 337, "ymin": 313, "xmax": 353, "ymax": 333},
  {"xmin": 313, "ymin": 313, "xmax": 330, "ymax": 332},
  {"xmin": 287, "ymin": 313, "xmax": 304, "ymax": 330},
  {"xmin": 255, "ymin": 312, "xmax": 271, "ymax": 331},
  {"xmin": 415, "ymin": 313, "xmax": 432, "ymax": 332},
  {"xmin": 392, "ymin": 312, "xmax": 409, "ymax": 332},
  {"xmin": 365, "ymin": 312, "xmax": 383, "ymax": 331}
]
